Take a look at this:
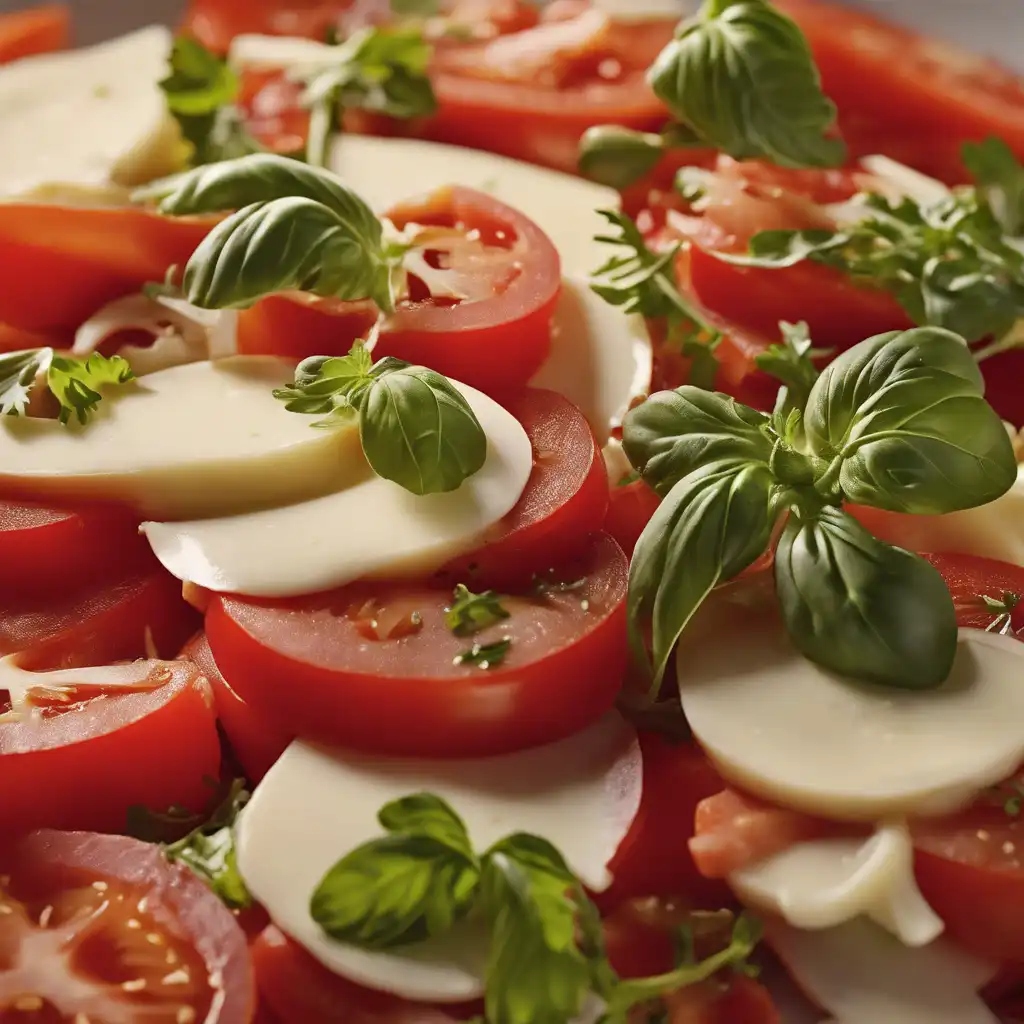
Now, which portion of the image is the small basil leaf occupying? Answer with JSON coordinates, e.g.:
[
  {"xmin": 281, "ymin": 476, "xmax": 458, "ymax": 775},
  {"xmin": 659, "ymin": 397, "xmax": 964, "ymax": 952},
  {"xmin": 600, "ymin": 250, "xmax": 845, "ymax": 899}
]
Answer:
[
  {"xmin": 629, "ymin": 460, "xmax": 776, "ymax": 686},
  {"xmin": 804, "ymin": 327, "xmax": 1016, "ymax": 513},
  {"xmin": 578, "ymin": 125, "xmax": 666, "ymax": 190},
  {"xmin": 446, "ymin": 585, "xmax": 510, "ymax": 637},
  {"xmin": 359, "ymin": 364, "xmax": 487, "ymax": 495},
  {"xmin": 183, "ymin": 197, "xmax": 392, "ymax": 311},
  {"xmin": 377, "ymin": 792, "xmax": 477, "ymax": 860},
  {"xmin": 755, "ymin": 320, "xmax": 830, "ymax": 421},
  {"xmin": 774, "ymin": 507, "xmax": 958, "ymax": 689},
  {"xmin": 648, "ymin": 0, "xmax": 845, "ymax": 168},
  {"xmin": 963, "ymin": 136, "xmax": 1024, "ymax": 237},
  {"xmin": 622, "ymin": 387, "xmax": 772, "ymax": 497}
]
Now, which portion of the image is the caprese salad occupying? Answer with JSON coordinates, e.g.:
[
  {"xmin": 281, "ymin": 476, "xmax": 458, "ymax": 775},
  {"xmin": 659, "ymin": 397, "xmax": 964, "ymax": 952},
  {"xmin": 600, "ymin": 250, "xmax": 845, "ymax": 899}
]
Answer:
[{"xmin": 2, "ymin": 1, "xmax": 1024, "ymax": 1022}]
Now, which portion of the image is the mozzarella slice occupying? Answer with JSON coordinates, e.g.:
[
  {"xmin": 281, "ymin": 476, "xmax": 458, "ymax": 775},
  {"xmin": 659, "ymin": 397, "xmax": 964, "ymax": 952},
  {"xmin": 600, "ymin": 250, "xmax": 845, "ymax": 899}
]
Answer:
[
  {"xmin": 678, "ymin": 611, "xmax": 1024, "ymax": 821},
  {"xmin": 141, "ymin": 381, "xmax": 532, "ymax": 597},
  {"xmin": 0, "ymin": 26, "xmax": 183, "ymax": 198},
  {"xmin": 530, "ymin": 276, "xmax": 652, "ymax": 445},
  {"xmin": 0, "ymin": 357, "xmax": 366, "ymax": 520},
  {"xmin": 731, "ymin": 823, "xmax": 942, "ymax": 947},
  {"xmin": 236, "ymin": 716, "xmax": 643, "ymax": 1002},
  {"xmin": 768, "ymin": 919, "xmax": 998, "ymax": 1024},
  {"xmin": 327, "ymin": 136, "xmax": 617, "ymax": 279}
]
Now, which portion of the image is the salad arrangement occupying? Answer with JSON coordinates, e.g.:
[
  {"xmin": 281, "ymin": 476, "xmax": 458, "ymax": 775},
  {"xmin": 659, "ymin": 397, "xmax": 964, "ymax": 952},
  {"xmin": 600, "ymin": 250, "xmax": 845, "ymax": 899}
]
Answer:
[{"xmin": 2, "ymin": 1, "xmax": 1024, "ymax": 1022}]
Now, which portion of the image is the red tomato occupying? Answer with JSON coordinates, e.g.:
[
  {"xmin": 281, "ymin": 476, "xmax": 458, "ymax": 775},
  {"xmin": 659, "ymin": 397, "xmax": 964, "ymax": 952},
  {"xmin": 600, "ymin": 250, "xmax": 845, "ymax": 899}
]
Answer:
[
  {"xmin": 436, "ymin": 388, "xmax": 609, "ymax": 589},
  {"xmin": 665, "ymin": 976, "xmax": 780, "ymax": 1024},
  {"xmin": 0, "ymin": 4, "xmax": 69, "ymax": 63},
  {"xmin": 0, "ymin": 829, "xmax": 253, "ymax": 1021},
  {"xmin": 603, "ymin": 479, "xmax": 661, "ymax": 558},
  {"xmin": 183, "ymin": 0, "xmax": 339, "ymax": 54},
  {"xmin": 237, "ymin": 292, "xmax": 377, "ymax": 361},
  {"xmin": 0, "ymin": 659, "xmax": 220, "ymax": 834},
  {"xmin": 1, "ymin": 562, "xmax": 201, "ymax": 670},
  {"xmin": 777, "ymin": 0, "xmax": 1024, "ymax": 185},
  {"xmin": 0, "ymin": 498, "xmax": 149, "ymax": 600},
  {"xmin": 0, "ymin": 205, "xmax": 219, "ymax": 332},
  {"xmin": 206, "ymin": 532, "xmax": 627, "ymax": 757},
  {"xmin": 182, "ymin": 632, "xmax": 291, "ymax": 782}
]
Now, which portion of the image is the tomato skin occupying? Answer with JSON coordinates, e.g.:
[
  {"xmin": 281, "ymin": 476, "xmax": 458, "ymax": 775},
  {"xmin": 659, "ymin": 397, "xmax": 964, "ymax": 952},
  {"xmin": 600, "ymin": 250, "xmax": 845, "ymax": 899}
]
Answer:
[
  {"xmin": 1, "ymin": 829, "xmax": 254, "ymax": 1022},
  {"xmin": 0, "ymin": 4, "xmax": 69, "ymax": 62},
  {"xmin": 206, "ymin": 532, "xmax": 628, "ymax": 758},
  {"xmin": 665, "ymin": 975, "xmax": 780, "ymax": 1024},
  {"xmin": 603, "ymin": 480, "xmax": 660, "ymax": 559},
  {"xmin": 183, "ymin": 0, "xmax": 339, "ymax": 54},
  {"xmin": 237, "ymin": 292, "xmax": 377, "ymax": 361},
  {"xmin": 182, "ymin": 632, "xmax": 291, "ymax": 782},
  {"xmin": 0, "ymin": 660, "xmax": 220, "ymax": 835}
]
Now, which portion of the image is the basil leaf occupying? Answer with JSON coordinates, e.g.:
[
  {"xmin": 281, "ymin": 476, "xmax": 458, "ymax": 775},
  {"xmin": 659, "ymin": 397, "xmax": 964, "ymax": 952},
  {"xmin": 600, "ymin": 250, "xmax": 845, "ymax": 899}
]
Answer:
[
  {"xmin": 622, "ymin": 386, "xmax": 772, "ymax": 497},
  {"xmin": 359, "ymin": 362, "xmax": 487, "ymax": 495},
  {"xmin": 629, "ymin": 460, "xmax": 776, "ymax": 686},
  {"xmin": 578, "ymin": 126, "xmax": 666, "ymax": 190},
  {"xmin": 311, "ymin": 793, "xmax": 481, "ymax": 949},
  {"xmin": 963, "ymin": 136, "xmax": 1024, "ymax": 237},
  {"xmin": 804, "ymin": 327, "xmax": 1016, "ymax": 513},
  {"xmin": 920, "ymin": 253, "xmax": 1023, "ymax": 344},
  {"xmin": 755, "ymin": 321, "xmax": 830, "ymax": 420},
  {"xmin": 774, "ymin": 507, "xmax": 958, "ymax": 689},
  {"xmin": 648, "ymin": 0, "xmax": 845, "ymax": 169},
  {"xmin": 183, "ymin": 196, "xmax": 394, "ymax": 312}
]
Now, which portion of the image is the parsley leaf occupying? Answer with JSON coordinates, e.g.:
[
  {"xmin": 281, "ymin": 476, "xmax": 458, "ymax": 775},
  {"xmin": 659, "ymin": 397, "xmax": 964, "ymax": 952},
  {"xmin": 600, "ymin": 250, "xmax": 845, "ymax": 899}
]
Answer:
[
  {"xmin": 446, "ymin": 585, "xmax": 510, "ymax": 636},
  {"xmin": 454, "ymin": 637, "xmax": 512, "ymax": 670},
  {"xmin": 0, "ymin": 349, "xmax": 50, "ymax": 417},
  {"xmin": 754, "ymin": 321, "xmax": 832, "ymax": 420}
]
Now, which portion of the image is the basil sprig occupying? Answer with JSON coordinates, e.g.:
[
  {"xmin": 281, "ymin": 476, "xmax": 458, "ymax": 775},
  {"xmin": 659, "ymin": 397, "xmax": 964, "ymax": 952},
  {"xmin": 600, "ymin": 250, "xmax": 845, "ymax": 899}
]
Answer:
[
  {"xmin": 312, "ymin": 792, "xmax": 761, "ymax": 1024},
  {"xmin": 137, "ymin": 154, "xmax": 405, "ymax": 313},
  {"xmin": 624, "ymin": 325, "xmax": 1016, "ymax": 692},
  {"xmin": 275, "ymin": 342, "xmax": 487, "ymax": 495}
]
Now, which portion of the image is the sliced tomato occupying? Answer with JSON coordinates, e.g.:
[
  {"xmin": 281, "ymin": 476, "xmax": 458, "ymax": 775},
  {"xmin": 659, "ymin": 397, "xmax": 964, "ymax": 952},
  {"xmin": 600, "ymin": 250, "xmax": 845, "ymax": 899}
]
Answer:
[
  {"xmin": 435, "ymin": 388, "xmax": 609, "ymax": 589},
  {"xmin": 0, "ymin": 205, "xmax": 218, "ymax": 333},
  {"xmin": 0, "ymin": 829, "xmax": 253, "ymax": 1021},
  {"xmin": 182, "ymin": 632, "xmax": 290, "ymax": 782},
  {"xmin": 183, "ymin": 0, "xmax": 339, "ymax": 54},
  {"xmin": 237, "ymin": 292, "xmax": 377, "ymax": 361},
  {"xmin": 1, "ymin": 562, "xmax": 201, "ymax": 671},
  {"xmin": 0, "ymin": 4, "xmax": 69, "ymax": 63},
  {"xmin": 603, "ymin": 479, "xmax": 661, "ymax": 559},
  {"xmin": 206, "ymin": 532, "xmax": 627, "ymax": 757},
  {"xmin": 664, "ymin": 976, "xmax": 780, "ymax": 1024},
  {"xmin": 0, "ymin": 659, "xmax": 220, "ymax": 834},
  {"xmin": 777, "ymin": 0, "xmax": 1024, "ymax": 184}
]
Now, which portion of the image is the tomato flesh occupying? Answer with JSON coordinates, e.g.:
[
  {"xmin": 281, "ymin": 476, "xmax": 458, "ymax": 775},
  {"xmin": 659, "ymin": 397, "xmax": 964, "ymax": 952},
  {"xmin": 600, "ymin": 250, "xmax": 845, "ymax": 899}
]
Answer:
[
  {"xmin": 603, "ymin": 479, "xmax": 661, "ymax": 559},
  {"xmin": 0, "ymin": 4, "xmax": 69, "ymax": 63}
]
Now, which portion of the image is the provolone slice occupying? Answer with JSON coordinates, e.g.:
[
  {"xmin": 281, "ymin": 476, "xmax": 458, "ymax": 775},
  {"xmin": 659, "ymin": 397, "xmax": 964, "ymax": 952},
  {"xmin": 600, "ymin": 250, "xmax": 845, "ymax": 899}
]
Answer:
[
  {"xmin": 142, "ymin": 381, "xmax": 532, "ymax": 597},
  {"xmin": 0, "ymin": 357, "xmax": 365, "ymax": 520},
  {"xmin": 678, "ymin": 615, "xmax": 1024, "ymax": 821},
  {"xmin": 769, "ymin": 919, "xmax": 998, "ymax": 1024},
  {"xmin": 236, "ymin": 716, "xmax": 642, "ymax": 1001},
  {"xmin": 731, "ymin": 823, "xmax": 942, "ymax": 947}
]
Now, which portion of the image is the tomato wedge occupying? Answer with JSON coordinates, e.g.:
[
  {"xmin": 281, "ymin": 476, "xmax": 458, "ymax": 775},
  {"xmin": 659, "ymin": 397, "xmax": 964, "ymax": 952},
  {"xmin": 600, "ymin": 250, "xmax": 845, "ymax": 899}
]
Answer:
[
  {"xmin": 206, "ymin": 532, "xmax": 627, "ymax": 757},
  {"xmin": 0, "ymin": 829, "xmax": 253, "ymax": 1022},
  {"xmin": 0, "ymin": 659, "xmax": 220, "ymax": 834},
  {"xmin": 181, "ymin": 632, "xmax": 290, "ymax": 782},
  {"xmin": 0, "ymin": 4, "xmax": 69, "ymax": 63}
]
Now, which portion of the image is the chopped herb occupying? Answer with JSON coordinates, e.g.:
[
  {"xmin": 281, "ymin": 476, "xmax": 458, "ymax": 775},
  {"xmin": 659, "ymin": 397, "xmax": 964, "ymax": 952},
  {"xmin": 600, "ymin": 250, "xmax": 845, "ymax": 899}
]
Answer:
[
  {"xmin": 617, "ymin": 469, "xmax": 642, "ymax": 488},
  {"xmin": 981, "ymin": 591, "xmax": 1021, "ymax": 635},
  {"xmin": 445, "ymin": 584, "xmax": 510, "ymax": 637},
  {"xmin": 454, "ymin": 637, "xmax": 512, "ymax": 670}
]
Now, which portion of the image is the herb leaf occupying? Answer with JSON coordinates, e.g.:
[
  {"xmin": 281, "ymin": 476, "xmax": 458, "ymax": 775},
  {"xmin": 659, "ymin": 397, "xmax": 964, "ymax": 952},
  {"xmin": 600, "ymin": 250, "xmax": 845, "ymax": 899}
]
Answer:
[
  {"xmin": 311, "ymin": 793, "xmax": 481, "ymax": 949},
  {"xmin": 648, "ymin": 0, "xmax": 844, "ymax": 169},
  {"xmin": 446, "ymin": 585, "xmax": 510, "ymax": 637},
  {"xmin": 454, "ymin": 637, "xmax": 512, "ymax": 670},
  {"xmin": 754, "ymin": 321, "xmax": 831, "ymax": 420},
  {"xmin": 0, "ymin": 349, "xmax": 51, "ymax": 417},
  {"xmin": 48, "ymin": 353, "xmax": 135, "ymax": 426},
  {"xmin": 578, "ymin": 126, "xmax": 667, "ymax": 190},
  {"xmin": 963, "ymin": 136, "xmax": 1024, "ymax": 236},
  {"xmin": 774, "ymin": 507, "xmax": 958, "ymax": 690}
]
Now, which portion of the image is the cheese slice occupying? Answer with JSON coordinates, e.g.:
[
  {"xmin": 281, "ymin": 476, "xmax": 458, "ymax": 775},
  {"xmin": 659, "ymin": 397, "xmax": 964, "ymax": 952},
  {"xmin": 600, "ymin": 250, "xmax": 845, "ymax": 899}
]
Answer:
[
  {"xmin": 731, "ymin": 823, "xmax": 943, "ymax": 947},
  {"xmin": 530, "ymin": 276, "xmax": 652, "ymax": 445},
  {"xmin": 678, "ymin": 610, "xmax": 1024, "ymax": 821},
  {"xmin": 0, "ymin": 357, "xmax": 366, "ymax": 520},
  {"xmin": 0, "ymin": 26, "xmax": 183, "ymax": 198},
  {"xmin": 235, "ymin": 716, "xmax": 642, "ymax": 1002},
  {"xmin": 141, "ymin": 381, "xmax": 532, "ymax": 597},
  {"xmin": 768, "ymin": 919, "xmax": 998, "ymax": 1024}
]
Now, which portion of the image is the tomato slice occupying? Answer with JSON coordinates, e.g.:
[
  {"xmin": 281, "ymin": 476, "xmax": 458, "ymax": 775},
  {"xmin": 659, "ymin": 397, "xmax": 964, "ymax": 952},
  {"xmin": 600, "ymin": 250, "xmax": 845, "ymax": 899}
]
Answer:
[
  {"xmin": 181, "ymin": 632, "xmax": 290, "ymax": 782},
  {"xmin": 0, "ymin": 205, "xmax": 219, "ymax": 333},
  {"xmin": 182, "ymin": 0, "xmax": 339, "ymax": 53},
  {"xmin": 0, "ymin": 659, "xmax": 220, "ymax": 834},
  {"xmin": 435, "ymin": 388, "xmax": 609, "ymax": 589},
  {"xmin": 206, "ymin": 532, "xmax": 627, "ymax": 757},
  {"xmin": 0, "ymin": 4, "xmax": 69, "ymax": 63},
  {"xmin": 0, "ymin": 829, "xmax": 253, "ymax": 1022},
  {"xmin": 1, "ymin": 562, "xmax": 201, "ymax": 671},
  {"xmin": 603, "ymin": 479, "xmax": 661, "ymax": 559}
]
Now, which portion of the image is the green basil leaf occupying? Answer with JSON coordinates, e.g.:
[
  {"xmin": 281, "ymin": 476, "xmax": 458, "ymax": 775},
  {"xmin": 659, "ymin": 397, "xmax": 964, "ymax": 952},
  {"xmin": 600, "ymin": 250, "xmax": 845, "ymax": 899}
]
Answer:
[
  {"xmin": 359, "ymin": 363, "xmax": 487, "ymax": 494},
  {"xmin": 648, "ymin": 0, "xmax": 845, "ymax": 168},
  {"xmin": 920, "ymin": 252, "xmax": 1023, "ymax": 344},
  {"xmin": 183, "ymin": 196, "xmax": 393, "ymax": 312},
  {"xmin": 963, "ymin": 136, "xmax": 1024, "ymax": 237},
  {"xmin": 622, "ymin": 387, "xmax": 772, "ymax": 497},
  {"xmin": 377, "ymin": 792, "xmax": 477, "ymax": 859},
  {"xmin": 446, "ymin": 584, "xmax": 510, "ymax": 636},
  {"xmin": 578, "ymin": 125, "xmax": 666, "ymax": 189},
  {"xmin": 629, "ymin": 460, "xmax": 776, "ymax": 686},
  {"xmin": 774, "ymin": 507, "xmax": 958, "ymax": 689},
  {"xmin": 804, "ymin": 327, "xmax": 1016, "ymax": 513}
]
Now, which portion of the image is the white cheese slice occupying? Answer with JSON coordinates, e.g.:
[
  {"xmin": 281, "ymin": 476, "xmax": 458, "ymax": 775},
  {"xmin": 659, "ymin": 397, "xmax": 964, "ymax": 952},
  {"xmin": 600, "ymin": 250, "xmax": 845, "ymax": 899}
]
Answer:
[
  {"xmin": 0, "ymin": 357, "xmax": 366, "ymax": 520},
  {"xmin": 678, "ymin": 613, "xmax": 1024, "ymax": 821},
  {"xmin": 731, "ymin": 823, "xmax": 943, "ymax": 947},
  {"xmin": 236, "ymin": 716, "xmax": 643, "ymax": 1002},
  {"xmin": 530, "ymin": 276, "xmax": 652, "ymax": 445},
  {"xmin": 768, "ymin": 919, "xmax": 998, "ymax": 1024},
  {"xmin": 141, "ymin": 381, "xmax": 532, "ymax": 597},
  {"xmin": 0, "ymin": 26, "xmax": 183, "ymax": 198}
]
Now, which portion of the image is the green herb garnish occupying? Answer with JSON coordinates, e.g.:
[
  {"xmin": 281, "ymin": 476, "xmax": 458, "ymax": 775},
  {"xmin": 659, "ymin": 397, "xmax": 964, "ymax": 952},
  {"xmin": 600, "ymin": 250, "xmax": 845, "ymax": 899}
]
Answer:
[
  {"xmin": 454, "ymin": 637, "xmax": 512, "ymax": 670},
  {"xmin": 446, "ymin": 584, "xmax": 510, "ymax": 637},
  {"xmin": 981, "ymin": 591, "xmax": 1021, "ymax": 635}
]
